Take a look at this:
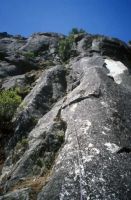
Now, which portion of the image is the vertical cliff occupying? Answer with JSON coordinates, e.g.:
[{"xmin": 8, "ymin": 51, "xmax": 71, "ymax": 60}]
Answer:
[{"xmin": 0, "ymin": 31, "xmax": 131, "ymax": 199}]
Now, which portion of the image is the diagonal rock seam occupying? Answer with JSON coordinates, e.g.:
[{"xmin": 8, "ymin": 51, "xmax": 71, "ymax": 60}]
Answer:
[{"xmin": 62, "ymin": 88, "xmax": 101, "ymax": 109}]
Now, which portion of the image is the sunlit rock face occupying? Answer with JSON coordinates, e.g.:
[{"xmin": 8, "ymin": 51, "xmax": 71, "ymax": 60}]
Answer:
[{"xmin": 0, "ymin": 32, "xmax": 131, "ymax": 200}]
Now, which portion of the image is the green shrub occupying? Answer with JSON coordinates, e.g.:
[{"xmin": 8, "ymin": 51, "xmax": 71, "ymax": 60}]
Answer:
[
  {"xmin": 23, "ymin": 51, "xmax": 36, "ymax": 59},
  {"xmin": 69, "ymin": 28, "xmax": 86, "ymax": 35},
  {"xmin": 13, "ymin": 137, "xmax": 28, "ymax": 163},
  {"xmin": 58, "ymin": 28, "xmax": 86, "ymax": 62},
  {"xmin": 55, "ymin": 130, "xmax": 65, "ymax": 143},
  {"xmin": 39, "ymin": 60, "xmax": 55, "ymax": 68},
  {"xmin": 21, "ymin": 138, "xmax": 28, "ymax": 147},
  {"xmin": 36, "ymin": 158, "xmax": 44, "ymax": 168},
  {"xmin": 0, "ymin": 89, "xmax": 22, "ymax": 122},
  {"xmin": 15, "ymin": 137, "xmax": 28, "ymax": 152},
  {"xmin": 58, "ymin": 36, "xmax": 75, "ymax": 62},
  {"xmin": 30, "ymin": 116, "xmax": 38, "ymax": 126},
  {"xmin": 15, "ymin": 86, "xmax": 31, "ymax": 99}
]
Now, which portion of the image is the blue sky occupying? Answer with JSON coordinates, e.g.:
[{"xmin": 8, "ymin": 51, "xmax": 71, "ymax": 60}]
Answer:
[{"xmin": 0, "ymin": 0, "xmax": 131, "ymax": 42}]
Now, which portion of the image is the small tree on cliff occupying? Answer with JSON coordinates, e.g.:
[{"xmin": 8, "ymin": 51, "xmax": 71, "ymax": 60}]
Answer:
[
  {"xmin": 58, "ymin": 36, "xmax": 75, "ymax": 62},
  {"xmin": 0, "ymin": 89, "xmax": 22, "ymax": 131},
  {"xmin": 69, "ymin": 28, "xmax": 86, "ymax": 35}
]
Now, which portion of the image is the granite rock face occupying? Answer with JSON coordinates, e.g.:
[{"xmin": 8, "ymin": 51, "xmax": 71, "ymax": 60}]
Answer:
[
  {"xmin": 0, "ymin": 188, "xmax": 30, "ymax": 200},
  {"xmin": 0, "ymin": 32, "xmax": 131, "ymax": 199}
]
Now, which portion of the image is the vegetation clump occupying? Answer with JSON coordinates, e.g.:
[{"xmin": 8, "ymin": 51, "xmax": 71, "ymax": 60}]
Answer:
[
  {"xmin": 58, "ymin": 28, "xmax": 86, "ymax": 62},
  {"xmin": 58, "ymin": 36, "xmax": 75, "ymax": 62},
  {"xmin": 0, "ymin": 89, "xmax": 22, "ymax": 167},
  {"xmin": 39, "ymin": 60, "xmax": 55, "ymax": 68},
  {"xmin": 0, "ymin": 89, "xmax": 22, "ymax": 128},
  {"xmin": 23, "ymin": 51, "xmax": 36, "ymax": 59},
  {"xmin": 13, "ymin": 137, "xmax": 29, "ymax": 163},
  {"xmin": 15, "ymin": 86, "xmax": 31, "ymax": 99},
  {"xmin": 69, "ymin": 27, "xmax": 86, "ymax": 35},
  {"xmin": 15, "ymin": 137, "xmax": 29, "ymax": 151}
]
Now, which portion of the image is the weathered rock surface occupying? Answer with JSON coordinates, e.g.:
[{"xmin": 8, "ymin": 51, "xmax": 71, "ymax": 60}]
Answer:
[
  {"xmin": 0, "ymin": 188, "xmax": 30, "ymax": 200},
  {"xmin": 0, "ymin": 32, "xmax": 131, "ymax": 199},
  {"xmin": 37, "ymin": 56, "xmax": 131, "ymax": 200}
]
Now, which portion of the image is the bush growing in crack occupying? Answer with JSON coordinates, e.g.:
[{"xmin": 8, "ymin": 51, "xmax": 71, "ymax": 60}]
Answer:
[
  {"xmin": 31, "ymin": 119, "xmax": 67, "ymax": 177},
  {"xmin": 15, "ymin": 86, "xmax": 31, "ymax": 99},
  {"xmin": 22, "ymin": 51, "xmax": 37, "ymax": 59},
  {"xmin": 58, "ymin": 37, "xmax": 73, "ymax": 62},
  {"xmin": 58, "ymin": 28, "xmax": 86, "ymax": 62},
  {"xmin": 58, "ymin": 35, "xmax": 77, "ymax": 63},
  {"xmin": 39, "ymin": 60, "xmax": 56, "ymax": 69},
  {"xmin": 12, "ymin": 137, "xmax": 29, "ymax": 164},
  {"xmin": 0, "ymin": 89, "xmax": 22, "ymax": 133}
]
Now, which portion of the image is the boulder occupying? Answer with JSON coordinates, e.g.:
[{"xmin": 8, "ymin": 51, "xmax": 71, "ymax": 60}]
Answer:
[{"xmin": 19, "ymin": 32, "xmax": 62, "ymax": 58}]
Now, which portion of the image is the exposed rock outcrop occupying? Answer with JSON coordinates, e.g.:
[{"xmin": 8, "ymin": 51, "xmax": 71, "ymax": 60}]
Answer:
[{"xmin": 0, "ymin": 31, "xmax": 131, "ymax": 199}]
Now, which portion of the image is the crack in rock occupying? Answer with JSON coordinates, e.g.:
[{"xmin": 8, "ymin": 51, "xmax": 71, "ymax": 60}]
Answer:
[
  {"xmin": 116, "ymin": 147, "xmax": 131, "ymax": 154},
  {"xmin": 62, "ymin": 88, "xmax": 101, "ymax": 109}
]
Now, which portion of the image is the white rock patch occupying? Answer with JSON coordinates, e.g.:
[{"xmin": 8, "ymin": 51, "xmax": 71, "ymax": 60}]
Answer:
[
  {"xmin": 103, "ymin": 126, "xmax": 110, "ymax": 132},
  {"xmin": 101, "ymin": 101, "xmax": 108, "ymax": 108},
  {"xmin": 80, "ymin": 120, "xmax": 92, "ymax": 134},
  {"xmin": 70, "ymin": 103, "xmax": 78, "ymax": 112},
  {"xmin": 80, "ymin": 57, "xmax": 89, "ymax": 67},
  {"xmin": 104, "ymin": 142, "xmax": 119, "ymax": 153},
  {"xmin": 105, "ymin": 59, "xmax": 128, "ymax": 84},
  {"xmin": 88, "ymin": 143, "xmax": 94, "ymax": 148},
  {"xmin": 102, "ymin": 131, "xmax": 107, "ymax": 135},
  {"xmin": 82, "ymin": 155, "xmax": 94, "ymax": 163}
]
